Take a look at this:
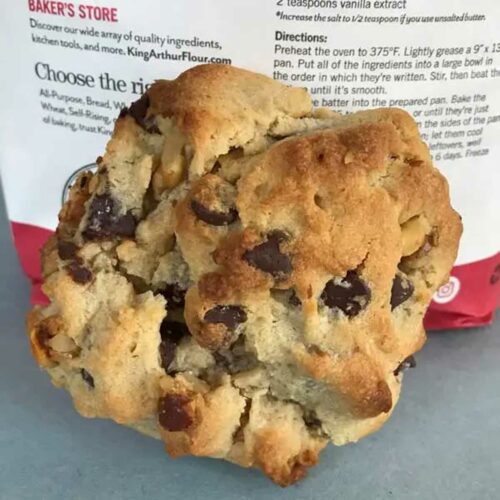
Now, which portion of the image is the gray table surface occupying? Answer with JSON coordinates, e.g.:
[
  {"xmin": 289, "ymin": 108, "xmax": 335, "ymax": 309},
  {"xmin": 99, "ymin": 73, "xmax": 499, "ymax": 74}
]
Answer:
[{"xmin": 0, "ymin": 194, "xmax": 498, "ymax": 500}]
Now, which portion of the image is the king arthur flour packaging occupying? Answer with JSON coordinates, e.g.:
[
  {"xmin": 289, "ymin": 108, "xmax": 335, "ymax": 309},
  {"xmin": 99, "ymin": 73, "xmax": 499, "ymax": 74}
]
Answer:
[{"xmin": 1, "ymin": 0, "xmax": 498, "ymax": 327}]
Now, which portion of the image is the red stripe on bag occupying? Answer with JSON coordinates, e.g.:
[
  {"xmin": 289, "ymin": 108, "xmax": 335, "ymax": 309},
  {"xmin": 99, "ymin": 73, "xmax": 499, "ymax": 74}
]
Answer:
[
  {"xmin": 425, "ymin": 253, "xmax": 500, "ymax": 329},
  {"xmin": 11, "ymin": 221, "xmax": 52, "ymax": 305},
  {"xmin": 10, "ymin": 221, "xmax": 499, "ymax": 328}
]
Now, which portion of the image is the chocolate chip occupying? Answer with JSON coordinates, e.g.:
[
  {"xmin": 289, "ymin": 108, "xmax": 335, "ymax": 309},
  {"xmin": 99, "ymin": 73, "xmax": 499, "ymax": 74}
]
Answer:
[
  {"xmin": 80, "ymin": 369, "xmax": 95, "ymax": 388},
  {"xmin": 160, "ymin": 321, "xmax": 189, "ymax": 343},
  {"xmin": 82, "ymin": 194, "xmax": 137, "ymax": 240},
  {"xmin": 158, "ymin": 394, "xmax": 193, "ymax": 431},
  {"xmin": 120, "ymin": 94, "xmax": 160, "ymax": 134},
  {"xmin": 128, "ymin": 94, "xmax": 149, "ymax": 123},
  {"xmin": 67, "ymin": 262, "xmax": 92, "ymax": 284},
  {"xmin": 85, "ymin": 194, "xmax": 113, "ymax": 236},
  {"xmin": 391, "ymin": 274, "xmax": 414, "ymax": 310},
  {"xmin": 57, "ymin": 240, "xmax": 79, "ymax": 260},
  {"xmin": 82, "ymin": 194, "xmax": 113, "ymax": 239},
  {"xmin": 111, "ymin": 212, "xmax": 137, "ymax": 237},
  {"xmin": 204, "ymin": 305, "xmax": 247, "ymax": 331},
  {"xmin": 158, "ymin": 284, "xmax": 186, "ymax": 310},
  {"xmin": 321, "ymin": 271, "xmax": 371, "ymax": 317},
  {"xmin": 393, "ymin": 355, "xmax": 416, "ymax": 376},
  {"xmin": 243, "ymin": 231, "xmax": 292, "ymax": 278},
  {"xmin": 191, "ymin": 200, "xmax": 238, "ymax": 226},
  {"xmin": 159, "ymin": 321, "xmax": 189, "ymax": 372}
]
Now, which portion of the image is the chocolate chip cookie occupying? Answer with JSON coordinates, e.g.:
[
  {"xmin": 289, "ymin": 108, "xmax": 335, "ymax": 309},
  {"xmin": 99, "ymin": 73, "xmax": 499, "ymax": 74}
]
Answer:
[{"xmin": 27, "ymin": 64, "xmax": 462, "ymax": 486}]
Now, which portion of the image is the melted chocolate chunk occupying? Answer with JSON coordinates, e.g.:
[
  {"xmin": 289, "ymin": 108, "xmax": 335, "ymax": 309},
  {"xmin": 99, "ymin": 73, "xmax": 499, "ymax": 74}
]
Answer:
[
  {"xmin": 119, "ymin": 94, "xmax": 160, "ymax": 134},
  {"xmin": 393, "ymin": 355, "xmax": 416, "ymax": 376},
  {"xmin": 158, "ymin": 394, "xmax": 193, "ymax": 431},
  {"xmin": 243, "ymin": 231, "xmax": 292, "ymax": 278},
  {"xmin": 158, "ymin": 284, "xmax": 187, "ymax": 310},
  {"xmin": 82, "ymin": 194, "xmax": 137, "ymax": 240},
  {"xmin": 128, "ymin": 94, "xmax": 149, "ymax": 123},
  {"xmin": 57, "ymin": 241, "xmax": 79, "ymax": 261},
  {"xmin": 160, "ymin": 321, "xmax": 189, "ymax": 343},
  {"xmin": 204, "ymin": 305, "xmax": 247, "ymax": 331},
  {"xmin": 321, "ymin": 271, "xmax": 371, "ymax": 317},
  {"xmin": 391, "ymin": 274, "xmax": 414, "ymax": 310},
  {"xmin": 80, "ymin": 369, "xmax": 95, "ymax": 388},
  {"xmin": 67, "ymin": 262, "xmax": 92, "ymax": 284},
  {"xmin": 82, "ymin": 194, "xmax": 113, "ymax": 239},
  {"xmin": 191, "ymin": 200, "xmax": 238, "ymax": 226},
  {"xmin": 111, "ymin": 212, "xmax": 137, "ymax": 237},
  {"xmin": 159, "ymin": 321, "xmax": 189, "ymax": 372}
]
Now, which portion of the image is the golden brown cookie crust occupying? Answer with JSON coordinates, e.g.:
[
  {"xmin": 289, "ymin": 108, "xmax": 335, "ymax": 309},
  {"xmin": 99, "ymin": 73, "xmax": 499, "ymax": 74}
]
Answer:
[{"xmin": 29, "ymin": 64, "xmax": 461, "ymax": 485}]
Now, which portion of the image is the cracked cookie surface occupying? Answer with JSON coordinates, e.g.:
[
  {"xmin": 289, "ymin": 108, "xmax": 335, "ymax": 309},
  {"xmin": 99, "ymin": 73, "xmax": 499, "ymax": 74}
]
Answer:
[{"xmin": 28, "ymin": 64, "xmax": 461, "ymax": 486}]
